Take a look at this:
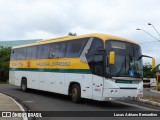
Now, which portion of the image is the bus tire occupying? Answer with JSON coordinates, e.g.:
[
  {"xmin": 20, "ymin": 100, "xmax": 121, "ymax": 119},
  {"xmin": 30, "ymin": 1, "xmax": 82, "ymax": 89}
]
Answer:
[
  {"xmin": 71, "ymin": 84, "xmax": 81, "ymax": 103},
  {"xmin": 21, "ymin": 78, "xmax": 27, "ymax": 92}
]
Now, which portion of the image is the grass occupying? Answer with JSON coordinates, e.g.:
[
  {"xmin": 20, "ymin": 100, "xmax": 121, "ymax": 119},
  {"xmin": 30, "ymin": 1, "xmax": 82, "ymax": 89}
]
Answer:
[{"xmin": 142, "ymin": 96, "xmax": 160, "ymax": 103}]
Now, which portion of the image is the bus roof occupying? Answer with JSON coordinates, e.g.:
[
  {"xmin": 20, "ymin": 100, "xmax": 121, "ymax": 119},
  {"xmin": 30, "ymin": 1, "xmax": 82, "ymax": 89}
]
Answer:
[{"xmin": 12, "ymin": 33, "xmax": 139, "ymax": 49}]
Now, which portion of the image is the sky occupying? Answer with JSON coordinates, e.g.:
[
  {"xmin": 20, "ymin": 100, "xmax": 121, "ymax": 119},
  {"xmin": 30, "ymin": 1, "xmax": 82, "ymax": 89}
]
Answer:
[{"xmin": 0, "ymin": 0, "xmax": 160, "ymax": 65}]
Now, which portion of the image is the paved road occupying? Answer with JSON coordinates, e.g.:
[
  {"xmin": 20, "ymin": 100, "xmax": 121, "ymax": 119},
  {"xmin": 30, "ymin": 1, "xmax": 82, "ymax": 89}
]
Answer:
[{"xmin": 0, "ymin": 84, "xmax": 159, "ymax": 120}]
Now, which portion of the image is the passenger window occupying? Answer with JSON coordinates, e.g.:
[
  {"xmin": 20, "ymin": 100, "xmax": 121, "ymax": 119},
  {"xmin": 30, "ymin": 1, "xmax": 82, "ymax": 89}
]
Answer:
[
  {"xmin": 26, "ymin": 46, "xmax": 37, "ymax": 60},
  {"xmin": 59, "ymin": 42, "xmax": 66, "ymax": 58},
  {"xmin": 66, "ymin": 39, "xmax": 88, "ymax": 58},
  {"xmin": 50, "ymin": 42, "xmax": 66, "ymax": 58},
  {"xmin": 50, "ymin": 43, "xmax": 61, "ymax": 58},
  {"xmin": 17, "ymin": 48, "xmax": 27, "ymax": 60},
  {"xmin": 37, "ymin": 44, "xmax": 50, "ymax": 59},
  {"xmin": 88, "ymin": 38, "xmax": 103, "ymax": 54}
]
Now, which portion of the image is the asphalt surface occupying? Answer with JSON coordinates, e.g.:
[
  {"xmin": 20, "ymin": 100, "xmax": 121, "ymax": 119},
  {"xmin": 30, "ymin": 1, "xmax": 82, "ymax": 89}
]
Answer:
[{"xmin": 0, "ymin": 84, "xmax": 160, "ymax": 120}]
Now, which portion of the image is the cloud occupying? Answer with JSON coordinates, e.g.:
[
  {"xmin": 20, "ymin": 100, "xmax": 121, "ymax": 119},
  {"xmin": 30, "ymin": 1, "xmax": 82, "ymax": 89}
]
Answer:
[{"xmin": 0, "ymin": 0, "xmax": 160, "ymax": 64}]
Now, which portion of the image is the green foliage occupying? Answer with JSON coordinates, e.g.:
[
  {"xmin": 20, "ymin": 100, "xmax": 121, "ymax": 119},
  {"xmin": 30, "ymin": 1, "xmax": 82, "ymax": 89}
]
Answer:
[
  {"xmin": 143, "ymin": 62, "xmax": 159, "ymax": 78},
  {"xmin": 68, "ymin": 32, "xmax": 77, "ymax": 36},
  {"xmin": 0, "ymin": 81, "xmax": 9, "ymax": 84},
  {"xmin": 0, "ymin": 46, "xmax": 11, "ymax": 82}
]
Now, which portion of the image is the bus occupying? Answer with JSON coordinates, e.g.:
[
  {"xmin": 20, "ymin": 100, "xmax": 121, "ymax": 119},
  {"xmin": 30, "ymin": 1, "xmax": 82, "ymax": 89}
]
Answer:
[{"xmin": 9, "ymin": 33, "xmax": 155, "ymax": 103}]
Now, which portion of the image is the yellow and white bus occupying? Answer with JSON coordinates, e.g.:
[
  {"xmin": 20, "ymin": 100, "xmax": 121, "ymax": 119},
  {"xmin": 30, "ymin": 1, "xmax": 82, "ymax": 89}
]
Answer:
[{"xmin": 9, "ymin": 33, "xmax": 155, "ymax": 102}]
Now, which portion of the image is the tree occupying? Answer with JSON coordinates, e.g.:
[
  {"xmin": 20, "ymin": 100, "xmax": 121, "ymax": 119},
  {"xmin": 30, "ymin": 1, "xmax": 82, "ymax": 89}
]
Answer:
[
  {"xmin": 0, "ymin": 46, "xmax": 11, "ymax": 82},
  {"xmin": 143, "ymin": 62, "xmax": 157, "ymax": 78},
  {"xmin": 68, "ymin": 32, "xmax": 77, "ymax": 36}
]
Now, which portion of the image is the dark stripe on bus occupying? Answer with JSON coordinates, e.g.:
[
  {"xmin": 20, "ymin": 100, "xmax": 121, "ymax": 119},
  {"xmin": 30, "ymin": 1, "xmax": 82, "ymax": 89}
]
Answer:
[{"xmin": 10, "ymin": 68, "xmax": 92, "ymax": 74}]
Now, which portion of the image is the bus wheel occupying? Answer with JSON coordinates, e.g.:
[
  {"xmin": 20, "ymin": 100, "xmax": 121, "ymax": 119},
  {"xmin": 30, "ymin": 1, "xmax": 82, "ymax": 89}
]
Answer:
[
  {"xmin": 71, "ymin": 84, "xmax": 81, "ymax": 103},
  {"xmin": 21, "ymin": 78, "xmax": 27, "ymax": 92}
]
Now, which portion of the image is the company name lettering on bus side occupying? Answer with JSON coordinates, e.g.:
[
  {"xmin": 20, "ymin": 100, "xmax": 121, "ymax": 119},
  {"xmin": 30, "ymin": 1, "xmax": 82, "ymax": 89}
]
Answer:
[
  {"xmin": 19, "ymin": 63, "xmax": 23, "ymax": 67},
  {"xmin": 37, "ymin": 62, "xmax": 52, "ymax": 67},
  {"xmin": 11, "ymin": 63, "xmax": 17, "ymax": 66},
  {"xmin": 52, "ymin": 62, "xmax": 71, "ymax": 66},
  {"xmin": 36, "ymin": 62, "xmax": 71, "ymax": 67}
]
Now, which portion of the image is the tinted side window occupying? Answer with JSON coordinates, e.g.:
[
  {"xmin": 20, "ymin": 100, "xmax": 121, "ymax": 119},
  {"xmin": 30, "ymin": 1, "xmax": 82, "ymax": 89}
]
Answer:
[
  {"xmin": 88, "ymin": 38, "xmax": 103, "ymax": 53},
  {"xmin": 26, "ymin": 46, "xmax": 37, "ymax": 60},
  {"xmin": 11, "ymin": 49, "xmax": 17, "ymax": 60},
  {"xmin": 16, "ymin": 48, "xmax": 27, "ymax": 60},
  {"xmin": 59, "ymin": 42, "xmax": 66, "ymax": 58},
  {"xmin": 37, "ymin": 44, "xmax": 50, "ymax": 59},
  {"xmin": 86, "ymin": 38, "xmax": 104, "ymax": 77},
  {"xmin": 66, "ymin": 39, "xmax": 88, "ymax": 58},
  {"xmin": 93, "ymin": 54, "xmax": 103, "ymax": 76},
  {"xmin": 50, "ymin": 42, "xmax": 66, "ymax": 58},
  {"xmin": 50, "ymin": 43, "xmax": 61, "ymax": 58}
]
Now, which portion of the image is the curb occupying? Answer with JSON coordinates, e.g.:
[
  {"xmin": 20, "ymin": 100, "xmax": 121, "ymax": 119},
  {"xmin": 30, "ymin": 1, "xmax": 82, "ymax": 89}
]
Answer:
[
  {"xmin": 9, "ymin": 96, "xmax": 28, "ymax": 120},
  {"xmin": 1, "ymin": 93, "xmax": 28, "ymax": 120},
  {"xmin": 138, "ymin": 98, "xmax": 160, "ymax": 107}
]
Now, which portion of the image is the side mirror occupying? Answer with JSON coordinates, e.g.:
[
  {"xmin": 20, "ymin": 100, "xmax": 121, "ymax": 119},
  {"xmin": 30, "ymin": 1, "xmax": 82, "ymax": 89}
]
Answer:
[
  {"xmin": 152, "ymin": 58, "xmax": 155, "ymax": 69},
  {"xmin": 109, "ymin": 51, "xmax": 115, "ymax": 65},
  {"xmin": 140, "ymin": 55, "xmax": 156, "ymax": 69}
]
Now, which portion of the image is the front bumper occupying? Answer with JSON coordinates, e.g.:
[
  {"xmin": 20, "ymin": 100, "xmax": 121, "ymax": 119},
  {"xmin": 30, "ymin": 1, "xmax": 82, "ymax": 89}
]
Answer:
[{"xmin": 102, "ymin": 88, "xmax": 143, "ymax": 101}]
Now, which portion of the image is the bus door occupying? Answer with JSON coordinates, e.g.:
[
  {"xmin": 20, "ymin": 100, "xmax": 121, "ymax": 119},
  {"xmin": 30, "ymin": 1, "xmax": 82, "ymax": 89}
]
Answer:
[{"xmin": 92, "ymin": 54, "xmax": 104, "ymax": 100}]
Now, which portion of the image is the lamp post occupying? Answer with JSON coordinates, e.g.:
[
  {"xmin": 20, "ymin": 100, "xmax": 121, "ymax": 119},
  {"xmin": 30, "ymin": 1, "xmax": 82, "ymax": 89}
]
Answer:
[
  {"xmin": 136, "ymin": 28, "xmax": 160, "ymax": 42},
  {"xmin": 148, "ymin": 23, "xmax": 160, "ymax": 37},
  {"xmin": 137, "ymin": 25, "xmax": 160, "ymax": 91}
]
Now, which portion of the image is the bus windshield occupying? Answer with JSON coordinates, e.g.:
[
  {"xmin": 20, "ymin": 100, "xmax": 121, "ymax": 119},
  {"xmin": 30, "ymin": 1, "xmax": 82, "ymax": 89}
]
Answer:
[{"xmin": 105, "ymin": 40, "xmax": 143, "ymax": 78}]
